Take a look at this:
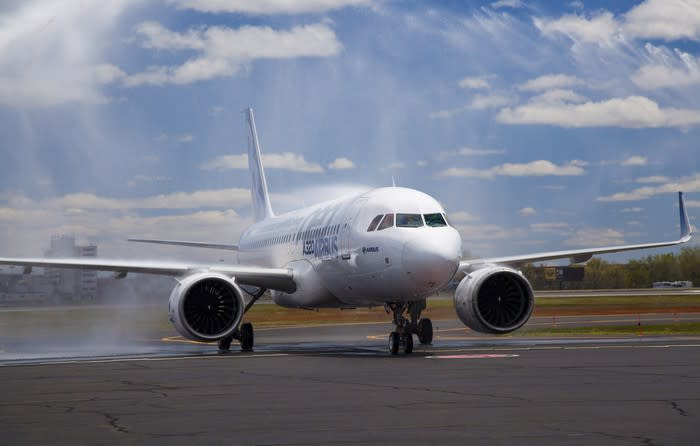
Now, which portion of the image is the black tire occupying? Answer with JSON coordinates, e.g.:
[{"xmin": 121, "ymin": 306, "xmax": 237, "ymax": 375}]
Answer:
[
  {"xmin": 403, "ymin": 333, "xmax": 414, "ymax": 354},
  {"xmin": 240, "ymin": 322, "xmax": 254, "ymax": 352},
  {"xmin": 218, "ymin": 336, "xmax": 233, "ymax": 352},
  {"xmin": 388, "ymin": 331, "xmax": 399, "ymax": 355},
  {"xmin": 418, "ymin": 318, "xmax": 433, "ymax": 345}
]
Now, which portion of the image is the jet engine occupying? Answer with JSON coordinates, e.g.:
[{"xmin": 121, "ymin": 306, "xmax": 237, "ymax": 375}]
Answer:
[
  {"xmin": 168, "ymin": 273, "xmax": 245, "ymax": 341},
  {"xmin": 454, "ymin": 266, "xmax": 534, "ymax": 334}
]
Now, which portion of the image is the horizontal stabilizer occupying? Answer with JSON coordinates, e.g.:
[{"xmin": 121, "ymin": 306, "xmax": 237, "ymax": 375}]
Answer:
[{"xmin": 128, "ymin": 238, "xmax": 238, "ymax": 251}]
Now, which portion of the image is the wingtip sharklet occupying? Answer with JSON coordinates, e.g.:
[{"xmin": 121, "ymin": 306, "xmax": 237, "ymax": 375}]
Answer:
[{"xmin": 679, "ymin": 191, "xmax": 692, "ymax": 242}]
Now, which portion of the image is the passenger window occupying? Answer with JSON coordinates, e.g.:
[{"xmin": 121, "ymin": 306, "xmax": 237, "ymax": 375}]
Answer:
[
  {"xmin": 367, "ymin": 214, "xmax": 384, "ymax": 232},
  {"xmin": 396, "ymin": 213, "xmax": 424, "ymax": 228},
  {"xmin": 377, "ymin": 213, "xmax": 394, "ymax": 230}
]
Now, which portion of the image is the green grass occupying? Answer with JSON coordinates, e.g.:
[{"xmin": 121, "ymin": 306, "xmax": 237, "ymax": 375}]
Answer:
[
  {"xmin": 1, "ymin": 294, "xmax": 700, "ymax": 338},
  {"xmin": 534, "ymin": 295, "xmax": 700, "ymax": 307},
  {"xmin": 516, "ymin": 322, "xmax": 700, "ymax": 336}
]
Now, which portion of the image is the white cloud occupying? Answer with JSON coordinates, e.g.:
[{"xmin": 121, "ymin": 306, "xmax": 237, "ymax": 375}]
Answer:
[
  {"xmin": 621, "ymin": 156, "xmax": 648, "ymax": 166},
  {"xmin": 687, "ymin": 200, "xmax": 700, "ymax": 208},
  {"xmin": 328, "ymin": 157, "xmax": 356, "ymax": 170},
  {"xmin": 127, "ymin": 175, "xmax": 171, "ymax": 188},
  {"xmin": 470, "ymin": 94, "xmax": 511, "ymax": 110},
  {"xmin": 536, "ymin": 1, "xmax": 700, "ymax": 46},
  {"xmin": 490, "ymin": 0, "xmax": 523, "ymax": 9},
  {"xmin": 632, "ymin": 46, "xmax": 700, "ymax": 90},
  {"xmin": 621, "ymin": 207, "xmax": 644, "ymax": 213},
  {"xmin": 40, "ymin": 189, "xmax": 251, "ymax": 210},
  {"xmin": 436, "ymin": 146, "xmax": 505, "ymax": 160},
  {"xmin": 530, "ymin": 222, "xmax": 569, "ymax": 233},
  {"xmin": 0, "ymin": 0, "xmax": 133, "ymax": 107},
  {"xmin": 437, "ymin": 160, "xmax": 586, "ymax": 179},
  {"xmin": 387, "ymin": 162, "xmax": 406, "ymax": 170},
  {"xmin": 518, "ymin": 74, "xmax": 583, "ymax": 91},
  {"xmin": 497, "ymin": 95, "xmax": 700, "ymax": 128},
  {"xmin": 624, "ymin": 0, "xmax": 700, "ymax": 42},
  {"xmin": 201, "ymin": 153, "xmax": 323, "ymax": 173},
  {"xmin": 177, "ymin": 134, "xmax": 194, "ymax": 143},
  {"xmin": 564, "ymin": 228, "xmax": 626, "ymax": 247},
  {"xmin": 597, "ymin": 173, "xmax": 700, "ymax": 201},
  {"xmin": 448, "ymin": 211, "xmax": 479, "ymax": 223},
  {"xmin": 458, "ymin": 76, "xmax": 491, "ymax": 89},
  {"xmin": 635, "ymin": 175, "xmax": 669, "ymax": 184},
  {"xmin": 519, "ymin": 207, "xmax": 537, "ymax": 217},
  {"xmin": 168, "ymin": 0, "xmax": 373, "ymax": 14},
  {"xmin": 534, "ymin": 11, "xmax": 619, "ymax": 45},
  {"xmin": 125, "ymin": 22, "xmax": 342, "ymax": 86}
]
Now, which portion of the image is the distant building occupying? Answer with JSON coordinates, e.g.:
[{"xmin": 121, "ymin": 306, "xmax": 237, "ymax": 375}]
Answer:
[
  {"xmin": 45, "ymin": 235, "xmax": 98, "ymax": 301},
  {"xmin": 0, "ymin": 271, "xmax": 52, "ymax": 305}
]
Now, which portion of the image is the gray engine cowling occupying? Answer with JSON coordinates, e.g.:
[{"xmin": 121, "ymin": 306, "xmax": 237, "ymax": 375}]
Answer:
[
  {"xmin": 168, "ymin": 273, "xmax": 245, "ymax": 341},
  {"xmin": 454, "ymin": 266, "xmax": 534, "ymax": 334}
]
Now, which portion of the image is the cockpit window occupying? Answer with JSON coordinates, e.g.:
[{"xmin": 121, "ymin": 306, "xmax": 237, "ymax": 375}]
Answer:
[
  {"xmin": 396, "ymin": 213, "xmax": 424, "ymax": 228},
  {"xmin": 377, "ymin": 213, "xmax": 394, "ymax": 230},
  {"xmin": 424, "ymin": 213, "xmax": 447, "ymax": 227},
  {"xmin": 367, "ymin": 214, "xmax": 384, "ymax": 232}
]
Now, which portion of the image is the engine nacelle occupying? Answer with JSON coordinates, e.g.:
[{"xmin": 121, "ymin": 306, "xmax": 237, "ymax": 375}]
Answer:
[
  {"xmin": 454, "ymin": 266, "xmax": 534, "ymax": 334},
  {"xmin": 168, "ymin": 273, "xmax": 245, "ymax": 342}
]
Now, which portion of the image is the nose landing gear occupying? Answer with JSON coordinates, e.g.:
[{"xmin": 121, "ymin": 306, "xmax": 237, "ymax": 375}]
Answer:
[{"xmin": 385, "ymin": 300, "xmax": 433, "ymax": 355}]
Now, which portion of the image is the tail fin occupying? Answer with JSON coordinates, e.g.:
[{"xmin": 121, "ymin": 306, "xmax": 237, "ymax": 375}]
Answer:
[
  {"xmin": 679, "ymin": 191, "xmax": 692, "ymax": 242},
  {"xmin": 245, "ymin": 108, "xmax": 274, "ymax": 222}
]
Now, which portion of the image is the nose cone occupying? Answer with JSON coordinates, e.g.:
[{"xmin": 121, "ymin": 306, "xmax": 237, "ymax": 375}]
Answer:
[{"xmin": 402, "ymin": 227, "xmax": 462, "ymax": 293}]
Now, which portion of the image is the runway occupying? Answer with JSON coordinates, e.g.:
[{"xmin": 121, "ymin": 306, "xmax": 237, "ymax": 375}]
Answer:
[{"xmin": 1, "ymin": 318, "xmax": 699, "ymax": 445}]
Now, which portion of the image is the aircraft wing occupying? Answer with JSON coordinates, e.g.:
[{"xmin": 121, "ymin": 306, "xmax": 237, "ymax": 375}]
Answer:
[
  {"xmin": 127, "ymin": 238, "xmax": 238, "ymax": 251},
  {"xmin": 0, "ymin": 257, "xmax": 295, "ymax": 293},
  {"xmin": 460, "ymin": 192, "xmax": 693, "ymax": 272}
]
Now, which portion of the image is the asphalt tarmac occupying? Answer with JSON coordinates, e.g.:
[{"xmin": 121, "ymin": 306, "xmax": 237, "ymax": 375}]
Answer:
[{"xmin": 1, "ymin": 317, "xmax": 699, "ymax": 445}]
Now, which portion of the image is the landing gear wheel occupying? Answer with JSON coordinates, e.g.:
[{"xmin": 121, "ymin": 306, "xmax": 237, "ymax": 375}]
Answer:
[
  {"xmin": 240, "ymin": 322, "xmax": 254, "ymax": 352},
  {"xmin": 418, "ymin": 318, "xmax": 433, "ymax": 345},
  {"xmin": 388, "ymin": 332, "xmax": 400, "ymax": 355},
  {"xmin": 218, "ymin": 336, "xmax": 233, "ymax": 352},
  {"xmin": 402, "ymin": 333, "xmax": 414, "ymax": 354}
]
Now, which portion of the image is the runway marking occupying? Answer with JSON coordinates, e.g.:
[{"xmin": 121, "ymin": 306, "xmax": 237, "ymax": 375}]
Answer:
[
  {"xmin": 426, "ymin": 354, "xmax": 519, "ymax": 360},
  {"xmin": 161, "ymin": 336, "xmax": 209, "ymax": 345},
  {"xmin": 439, "ymin": 343, "xmax": 700, "ymax": 354}
]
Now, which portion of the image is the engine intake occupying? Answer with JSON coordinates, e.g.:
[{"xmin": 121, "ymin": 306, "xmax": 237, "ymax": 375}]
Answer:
[
  {"xmin": 169, "ymin": 273, "xmax": 245, "ymax": 341},
  {"xmin": 454, "ymin": 266, "xmax": 534, "ymax": 334}
]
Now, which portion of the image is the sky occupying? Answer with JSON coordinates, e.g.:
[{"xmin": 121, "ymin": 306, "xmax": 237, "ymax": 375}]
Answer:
[{"xmin": 1, "ymin": 0, "xmax": 699, "ymax": 263}]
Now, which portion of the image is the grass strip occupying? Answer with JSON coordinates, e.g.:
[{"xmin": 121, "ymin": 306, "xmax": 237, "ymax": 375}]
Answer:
[{"xmin": 516, "ymin": 321, "xmax": 700, "ymax": 336}]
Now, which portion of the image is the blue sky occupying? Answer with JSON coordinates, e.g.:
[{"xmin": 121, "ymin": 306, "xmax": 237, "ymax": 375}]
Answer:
[{"xmin": 0, "ymin": 0, "xmax": 699, "ymax": 262}]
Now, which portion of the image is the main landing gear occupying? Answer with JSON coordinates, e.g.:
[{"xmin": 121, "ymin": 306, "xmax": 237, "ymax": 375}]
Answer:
[
  {"xmin": 218, "ymin": 322, "xmax": 254, "ymax": 352},
  {"xmin": 218, "ymin": 287, "xmax": 265, "ymax": 353},
  {"xmin": 385, "ymin": 300, "xmax": 433, "ymax": 355}
]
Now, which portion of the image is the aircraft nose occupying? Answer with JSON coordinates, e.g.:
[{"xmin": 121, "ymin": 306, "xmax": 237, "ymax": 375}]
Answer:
[{"xmin": 402, "ymin": 227, "xmax": 462, "ymax": 293}]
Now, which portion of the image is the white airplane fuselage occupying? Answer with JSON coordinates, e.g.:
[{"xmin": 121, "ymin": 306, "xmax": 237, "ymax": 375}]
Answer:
[{"xmin": 238, "ymin": 186, "xmax": 463, "ymax": 308}]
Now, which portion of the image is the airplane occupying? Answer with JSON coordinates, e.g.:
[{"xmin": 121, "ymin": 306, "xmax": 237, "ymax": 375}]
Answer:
[{"xmin": 0, "ymin": 108, "xmax": 693, "ymax": 355}]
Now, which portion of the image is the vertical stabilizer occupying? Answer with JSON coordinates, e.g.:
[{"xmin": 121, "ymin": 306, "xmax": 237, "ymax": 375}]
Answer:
[
  {"xmin": 245, "ymin": 108, "xmax": 274, "ymax": 222},
  {"xmin": 679, "ymin": 191, "xmax": 692, "ymax": 242}
]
